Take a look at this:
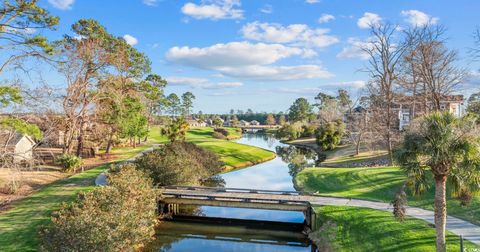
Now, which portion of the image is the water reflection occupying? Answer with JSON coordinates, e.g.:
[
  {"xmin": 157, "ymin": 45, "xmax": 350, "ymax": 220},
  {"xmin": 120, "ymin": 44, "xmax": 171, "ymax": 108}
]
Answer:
[
  {"xmin": 147, "ymin": 220, "xmax": 310, "ymax": 252},
  {"xmin": 275, "ymin": 145, "xmax": 319, "ymax": 177},
  {"xmin": 151, "ymin": 133, "xmax": 319, "ymax": 252}
]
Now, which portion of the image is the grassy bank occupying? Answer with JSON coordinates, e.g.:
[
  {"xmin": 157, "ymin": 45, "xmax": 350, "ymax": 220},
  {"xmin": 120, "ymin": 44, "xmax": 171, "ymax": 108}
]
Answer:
[
  {"xmin": 149, "ymin": 127, "xmax": 276, "ymax": 171},
  {"xmin": 0, "ymin": 145, "xmax": 150, "ymax": 252},
  {"xmin": 295, "ymin": 166, "xmax": 480, "ymax": 225},
  {"xmin": 0, "ymin": 127, "xmax": 274, "ymax": 251},
  {"xmin": 311, "ymin": 205, "xmax": 477, "ymax": 251}
]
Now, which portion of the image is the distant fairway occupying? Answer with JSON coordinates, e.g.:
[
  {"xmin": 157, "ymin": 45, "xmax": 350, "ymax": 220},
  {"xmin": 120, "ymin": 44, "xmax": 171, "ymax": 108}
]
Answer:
[{"xmin": 149, "ymin": 127, "xmax": 276, "ymax": 171}]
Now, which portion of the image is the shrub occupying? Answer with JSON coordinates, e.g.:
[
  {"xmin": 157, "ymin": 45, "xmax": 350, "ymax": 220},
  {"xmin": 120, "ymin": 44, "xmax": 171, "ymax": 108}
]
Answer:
[
  {"xmin": 301, "ymin": 124, "xmax": 317, "ymax": 137},
  {"xmin": 55, "ymin": 154, "xmax": 82, "ymax": 173},
  {"xmin": 276, "ymin": 122, "xmax": 303, "ymax": 140},
  {"xmin": 213, "ymin": 127, "xmax": 229, "ymax": 137},
  {"xmin": 212, "ymin": 131, "xmax": 227, "ymax": 139},
  {"xmin": 315, "ymin": 120, "xmax": 345, "ymax": 151},
  {"xmin": 135, "ymin": 141, "xmax": 223, "ymax": 186},
  {"xmin": 39, "ymin": 164, "xmax": 158, "ymax": 252}
]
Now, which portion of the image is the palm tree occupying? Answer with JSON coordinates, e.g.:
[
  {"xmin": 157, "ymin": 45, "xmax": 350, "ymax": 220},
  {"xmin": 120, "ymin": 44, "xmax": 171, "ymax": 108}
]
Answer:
[
  {"xmin": 162, "ymin": 117, "xmax": 189, "ymax": 143},
  {"xmin": 394, "ymin": 112, "xmax": 480, "ymax": 252}
]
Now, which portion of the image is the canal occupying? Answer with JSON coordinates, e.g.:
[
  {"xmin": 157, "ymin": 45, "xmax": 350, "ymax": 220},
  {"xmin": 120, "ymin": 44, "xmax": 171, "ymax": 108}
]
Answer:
[{"xmin": 149, "ymin": 133, "xmax": 320, "ymax": 252}]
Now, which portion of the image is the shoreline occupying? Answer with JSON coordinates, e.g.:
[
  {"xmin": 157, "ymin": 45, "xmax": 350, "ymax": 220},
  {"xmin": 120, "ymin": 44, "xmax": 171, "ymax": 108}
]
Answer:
[
  {"xmin": 282, "ymin": 138, "xmax": 321, "ymax": 153},
  {"xmin": 221, "ymin": 153, "xmax": 277, "ymax": 173}
]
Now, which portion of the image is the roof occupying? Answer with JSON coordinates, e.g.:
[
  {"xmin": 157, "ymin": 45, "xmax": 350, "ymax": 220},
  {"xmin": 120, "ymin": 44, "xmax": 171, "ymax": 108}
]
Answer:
[
  {"xmin": 393, "ymin": 94, "xmax": 464, "ymax": 103},
  {"xmin": 0, "ymin": 131, "xmax": 35, "ymax": 147}
]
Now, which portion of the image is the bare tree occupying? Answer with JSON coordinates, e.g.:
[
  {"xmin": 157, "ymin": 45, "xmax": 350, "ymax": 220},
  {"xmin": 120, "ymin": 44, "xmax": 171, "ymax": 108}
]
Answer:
[
  {"xmin": 56, "ymin": 20, "xmax": 115, "ymax": 156},
  {"xmin": 363, "ymin": 23, "xmax": 406, "ymax": 163},
  {"xmin": 470, "ymin": 27, "xmax": 480, "ymax": 62},
  {"xmin": 407, "ymin": 25, "xmax": 466, "ymax": 110}
]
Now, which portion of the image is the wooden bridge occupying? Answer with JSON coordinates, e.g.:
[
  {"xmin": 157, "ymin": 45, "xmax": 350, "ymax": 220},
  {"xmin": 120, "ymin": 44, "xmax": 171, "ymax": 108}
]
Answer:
[
  {"xmin": 240, "ymin": 125, "xmax": 279, "ymax": 132},
  {"xmin": 159, "ymin": 186, "xmax": 316, "ymax": 230}
]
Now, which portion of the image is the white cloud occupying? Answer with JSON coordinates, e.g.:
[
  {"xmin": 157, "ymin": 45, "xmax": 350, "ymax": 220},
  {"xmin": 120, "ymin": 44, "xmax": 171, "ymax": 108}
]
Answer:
[
  {"xmin": 48, "ymin": 0, "xmax": 75, "ymax": 10},
  {"xmin": 259, "ymin": 4, "xmax": 273, "ymax": 14},
  {"xmin": 5, "ymin": 27, "xmax": 36, "ymax": 35},
  {"xmin": 275, "ymin": 87, "xmax": 322, "ymax": 94},
  {"xmin": 166, "ymin": 41, "xmax": 333, "ymax": 81},
  {"xmin": 274, "ymin": 81, "xmax": 365, "ymax": 94},
  {"xmin": 181, "ymin": 0, "xmax": 243, "ymax": 20},
  {"xmin": 167, "ymin": 76, "xmax": 209, "ymax": 87},
  {"xmin": 241, "ymin": 22, "xmax": 339, "ymax": 48},
  {"xmin": 215, "ymin": 82, "xmax": 243, "ymax": 88},
  {"xmin": 357, "ymin": 12, "xmax": 382, "ymax": 29},
  {"xmin": 123, "ymin": 34, "xmax": 138, "ymax": 46},
  {"xmin": 166, "ymin": 76, "xmax": 243, "ymax": 89},
  {"xmin": 318, "ymin": 14, "xmax": 335, "ymax": 24},
  {"xmin": 401, "ymin": 10, "xmax": 439, "ymax": 27},
  {"xmin": 336, "ymin": 37, "xmax": 372, "ymax": 60},
  {"xmin": 216, "ymin": 64, "xmax": 333, "ymax": 81},
  {"xmin": 335, "ymin": 80, "xmax": 366, "ymax": 89},
  {"xmin": 143, "ymin": 0, "xmax": 158, "ymax": 6},
  {"xmin": 166, "ymin": 41, "xmax": 305, "ymax": 68},
  {"xmin": 305, "ymin": 0, "xmax": 320, "ymax": 4}
]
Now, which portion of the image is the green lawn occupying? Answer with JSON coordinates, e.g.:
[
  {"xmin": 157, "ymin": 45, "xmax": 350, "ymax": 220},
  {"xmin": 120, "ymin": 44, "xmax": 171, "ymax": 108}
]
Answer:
[
  {"xmin": 0, "ymin": 144, "xmax": 149, "ymax": 252},
  {"xmin": 149, "ymin": 127, "xmax": 276, "ymax": 171},
  {"xmin": 311, "ymin": 205, "xmax": 477, "ymax": 251},
  {"xmin": 0, "ymin": 127, "xmax": 274, "ymax": 251},
  {"xmin": 295, "ymin": 166, "xmax": 480, "ymax": 225}
]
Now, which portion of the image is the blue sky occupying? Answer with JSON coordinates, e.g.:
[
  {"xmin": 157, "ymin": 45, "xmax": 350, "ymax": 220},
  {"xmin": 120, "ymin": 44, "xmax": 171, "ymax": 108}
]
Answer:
[{"xmin": 27, "ymin": 0, "xmax": 480, "ymax": 113}]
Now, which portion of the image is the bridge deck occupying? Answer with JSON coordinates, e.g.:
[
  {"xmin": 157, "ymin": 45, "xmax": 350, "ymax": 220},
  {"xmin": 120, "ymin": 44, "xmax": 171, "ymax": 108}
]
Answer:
[
  {"xmin": 161, "ymin": 186, "xmax": 315, "ymax": 212},
  {"xmin": 240, "ymin": 125, "xmax": 279, "ymax": 129}
]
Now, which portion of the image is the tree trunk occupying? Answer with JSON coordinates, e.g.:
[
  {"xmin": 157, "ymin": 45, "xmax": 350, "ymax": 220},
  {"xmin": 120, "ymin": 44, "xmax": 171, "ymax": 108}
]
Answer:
[
  {"xmin": 386, "ymin": 103, "xmax": 393, "ymax": 165},
  {"xmin": 434, "ymin": 175, "xmax": 447, "ymax": 252},
  {"xmin": 76, "ymin": 120, "xmax": 85, "ymax": 157},
  {"xmin": 105, "ymin": 132, "xmax": 114, "ymax": 154}
]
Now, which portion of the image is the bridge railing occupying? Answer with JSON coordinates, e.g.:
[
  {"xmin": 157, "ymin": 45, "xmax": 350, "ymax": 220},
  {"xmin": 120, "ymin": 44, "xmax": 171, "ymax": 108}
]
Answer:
[
  {"xmin": 161, "ymin": 185, "xmax": 313, "ymax": 196},
  {"xmin": 162, "ymin": 192, "xmax": 311, "ymax": 207}
]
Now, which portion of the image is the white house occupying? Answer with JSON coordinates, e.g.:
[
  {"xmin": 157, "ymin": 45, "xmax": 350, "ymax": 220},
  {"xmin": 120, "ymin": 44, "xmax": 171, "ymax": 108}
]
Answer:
[
  {"xmin": 250, "ymin": 120, "xmax": 260, "ymax": 126},
  {"xmin": 239, "ymin": 120, "xmax": 250, "ymax": 126},
  {"xmin": 186, "ymin": 119, "xmax": 207, "ymax": 128},
  {"xmin": 395, "ymin": 95, "xmax": 464, "ymax": 130},
  {"xmin": 0, "ymin": 131, "xmax": 36, "ymax": 163}
]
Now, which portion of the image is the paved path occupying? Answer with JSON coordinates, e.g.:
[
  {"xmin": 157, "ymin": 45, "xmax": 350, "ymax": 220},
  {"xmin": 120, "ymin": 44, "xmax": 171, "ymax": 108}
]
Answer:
[
  {"xmin": 163, "ymin": 187, "xmax": 480, "ymax": 246},
  {"xmin": 95, "ymin": 146, "xmax": 157, "ymax": 186}
]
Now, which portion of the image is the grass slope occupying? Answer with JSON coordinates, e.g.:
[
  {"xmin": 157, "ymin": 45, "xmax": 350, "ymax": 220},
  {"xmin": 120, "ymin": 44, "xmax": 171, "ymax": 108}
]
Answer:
[
  {"xmin": 0, "ymin": 145, "xmax": 150, "ymax": 252},
  {"xmin": 295, "ymin": 167, "xmax": 480, "ymax": 225},
  {"xmin": 312, "ymin": 206, "xmax": 477, "ymax": 251},
  {"xmin": 0, "ymin": 128, "xmax": 274, "ymax": 251},
  {"xmin": 149, "ymin": 127, "xmax": 276, "ymax": 171}
]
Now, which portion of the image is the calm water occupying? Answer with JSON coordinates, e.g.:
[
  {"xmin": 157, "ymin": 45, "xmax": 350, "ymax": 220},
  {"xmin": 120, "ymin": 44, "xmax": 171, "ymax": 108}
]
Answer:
[{"xmin": 150, "ymin": 133, "xmax": 319, "ymax": 252}]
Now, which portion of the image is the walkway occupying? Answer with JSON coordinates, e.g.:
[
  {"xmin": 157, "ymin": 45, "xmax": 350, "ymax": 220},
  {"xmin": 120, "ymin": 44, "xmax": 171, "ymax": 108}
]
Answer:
[
  {"xmin": 162, "ymin": 186, "xmax": 480, "ymax": 246},
  {"xmin": 95, "ymin": 145, "xmax": 157, "ymax": 186}
]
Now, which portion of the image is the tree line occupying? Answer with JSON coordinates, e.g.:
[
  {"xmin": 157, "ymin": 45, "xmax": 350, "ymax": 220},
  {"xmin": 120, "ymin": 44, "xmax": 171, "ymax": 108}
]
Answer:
[{"xmin": 0, "ymin": 1, "xmax": 198, "ymax": 161}]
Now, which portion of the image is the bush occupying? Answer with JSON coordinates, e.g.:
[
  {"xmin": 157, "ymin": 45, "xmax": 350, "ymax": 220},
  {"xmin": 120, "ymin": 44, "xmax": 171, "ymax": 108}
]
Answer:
[
  {"xmin": 301, "ymin": 124, "xmax": 317, "ymax": 137},
  {"xmin": 39, "ymin": 164, "xmax": 158, "ymax": 252},
  {"xmin": 315, "ymin": 121, "xmax": 345, "ymax": 151},
  {"xmin": 212, "ymin": 131, "xmax": 227, "ymax": 139},
  {"xmin": 55, "ymin": 154, "xmax": 82, "ymax": 173},
  {"xmin": 213, "ymin": 127, "xmax": 229, "ymax": 137},
  {"xmin": 135, "ymin": 141, "xmax": 223, "ymax": 186},
  {"xmin": 276, "ymin": 122, "xmax": 303, "ymax": 140}
]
